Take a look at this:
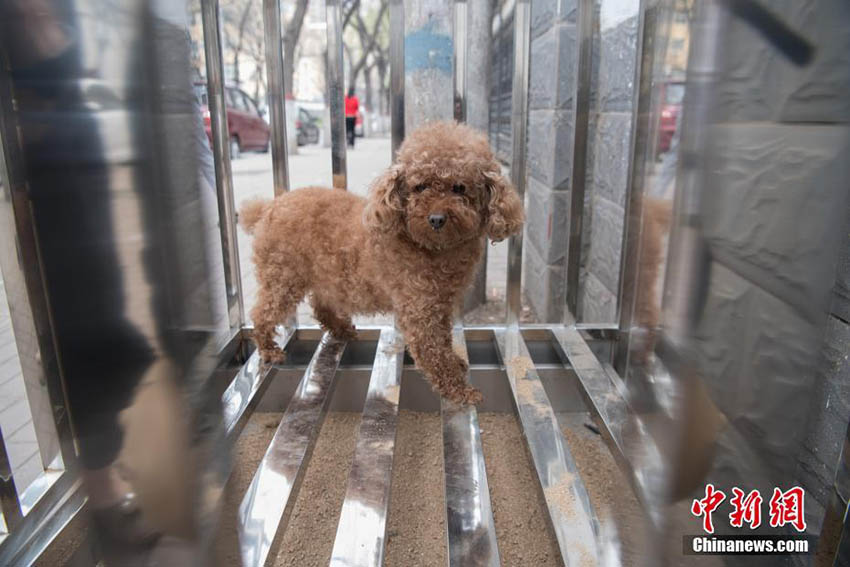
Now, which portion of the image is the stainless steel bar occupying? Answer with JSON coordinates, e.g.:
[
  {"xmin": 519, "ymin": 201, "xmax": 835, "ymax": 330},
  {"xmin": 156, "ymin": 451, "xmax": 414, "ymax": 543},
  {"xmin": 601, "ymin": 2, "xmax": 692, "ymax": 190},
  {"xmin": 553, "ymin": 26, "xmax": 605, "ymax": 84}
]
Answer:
[
  {"xmin": 0, "ymin": 45, "xmax": 76, "ymax": 468},
  {"xmin": 327, "ymin": 0, "xmax": 348, "ymax": 189},
  {"xmin": 442, "ymin": 327, "xmax": 500, "ymax": 567},
  {"xmin": 506, "ymin": 0, "xmax": 532, "ymax": 326},
  {"xmin": 223, "ymin": 328, "xmax": 295, "ymax": 439},
  {"xmin": 0, "ymin": 425, "xmax": 22, "ymax": 532},
  {"xmin": 494, "ymin": 328, "xmax": 600, "ymax": 565},
  {"xmin": 284, "ymin": 323, "xmax": 623, "ymax": 337},
  {"xmin": 389, "ymin": 0, "xmax": 405, "ymax": 158},
  {"xmin": 201, "ymin": 0, "xmax": 246, "ymax": 329},
  {"xmin": 452, "ymin": 0, "xmax": 469, "ymax": 123},
  {"xmin": 551, "ymin": 326, "xmax": 667, "ymax": 529},
  {"xmin": 329, "ymin": 327, "xmax": 404, "ymax": 566},
  {"xmin": 238, "ymin": 333, "xmax": 347, "ymax": 567},
  {"xmin": 614, "ymin": 1, "xmax": 655, "ymax": 374},
  {"xmin": 565, "ymin": 0, "xmax": 594, "ymax": 321},
  {"xmin": 263, "ymin": 0, "xmax": 292, "ymax": 194},
  {"xmin": 0, "ymin": 474, "xmax": 85, "ymax": 566}
]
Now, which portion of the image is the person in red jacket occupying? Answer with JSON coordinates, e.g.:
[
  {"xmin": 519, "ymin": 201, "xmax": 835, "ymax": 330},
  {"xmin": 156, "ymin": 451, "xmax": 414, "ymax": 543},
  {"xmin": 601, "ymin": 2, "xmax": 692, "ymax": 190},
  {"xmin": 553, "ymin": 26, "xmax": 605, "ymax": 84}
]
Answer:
[{"xmin": 344, "ymin": 87, "xmax": 359, "ymax": 148}]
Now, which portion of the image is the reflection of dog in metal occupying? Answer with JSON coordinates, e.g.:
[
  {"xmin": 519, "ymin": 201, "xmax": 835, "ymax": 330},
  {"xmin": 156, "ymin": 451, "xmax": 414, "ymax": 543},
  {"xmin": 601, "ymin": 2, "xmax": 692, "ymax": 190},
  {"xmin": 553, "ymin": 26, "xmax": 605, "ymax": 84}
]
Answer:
[
  {"xmin": 241, "ymin": 122, "xmax": 524, "ymax": 404},
  {"xmin": 634, "ymin": 196, "xmax": 673, "ymax": 366}
]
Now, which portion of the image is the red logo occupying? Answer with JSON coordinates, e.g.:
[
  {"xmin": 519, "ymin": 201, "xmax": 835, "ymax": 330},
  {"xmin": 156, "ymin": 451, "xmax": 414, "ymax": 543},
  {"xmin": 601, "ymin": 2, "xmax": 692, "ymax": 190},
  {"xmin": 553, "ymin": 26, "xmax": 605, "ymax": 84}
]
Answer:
[
  {"xmin": 691, "ymin": 484, "xmax": 726, "ymax": 534},
  {"xmin": 768, "ymin": 487, "xmax": 806, "ymax": 533},
  {"xmin": 692, "ymin": 485, "xmax": 806, "ymax": 534},
  {"xmin": 729, "ymin": 488, "xmax": 763, "ymax": 529}
]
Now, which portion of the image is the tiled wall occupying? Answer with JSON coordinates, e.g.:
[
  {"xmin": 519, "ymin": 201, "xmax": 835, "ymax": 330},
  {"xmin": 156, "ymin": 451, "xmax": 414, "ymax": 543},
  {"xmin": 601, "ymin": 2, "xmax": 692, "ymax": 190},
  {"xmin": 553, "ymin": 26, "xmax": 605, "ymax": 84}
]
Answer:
[
  {"xmin": 520, "ymin": 0, "xmax": 579, "ymax": 321},
  {"xmin": 578, "ymin": 3, "xmax": 638, "ymax": 324}
]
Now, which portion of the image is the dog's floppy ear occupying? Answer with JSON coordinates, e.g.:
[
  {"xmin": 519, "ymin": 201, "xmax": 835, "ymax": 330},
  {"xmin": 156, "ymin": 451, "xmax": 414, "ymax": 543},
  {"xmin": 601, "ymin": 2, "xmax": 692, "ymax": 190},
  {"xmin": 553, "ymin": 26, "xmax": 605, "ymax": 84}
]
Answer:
[
  {"xmin": 484, "ymin": 171, "xmax": 524, "ymax": 242},
  {"xmin": 363, "ymin": 163, "xmax": 404, "ymax": 233}
]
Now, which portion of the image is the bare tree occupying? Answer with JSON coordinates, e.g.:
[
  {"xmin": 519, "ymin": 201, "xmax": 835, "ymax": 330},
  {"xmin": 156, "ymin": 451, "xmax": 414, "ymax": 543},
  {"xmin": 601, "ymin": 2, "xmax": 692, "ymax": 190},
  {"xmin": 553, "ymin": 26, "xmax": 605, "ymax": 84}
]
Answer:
[
  {"xmin": 224, "ymin": 0, "xmax": 256, "ymax": 87},
  {"xmin": 282, "ymin": 0, "xmax": 310, "ymax": 96},
  {"xmin": 348, "ymin": 1, "xmax": 388, "ymax": 92}
]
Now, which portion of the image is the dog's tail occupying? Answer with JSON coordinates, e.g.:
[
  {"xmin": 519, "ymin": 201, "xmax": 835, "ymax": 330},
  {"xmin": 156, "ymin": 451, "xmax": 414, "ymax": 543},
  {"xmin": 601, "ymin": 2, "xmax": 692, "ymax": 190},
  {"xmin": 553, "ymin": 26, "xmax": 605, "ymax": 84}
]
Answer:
[{"xmin": 239, "ymin": 198, "xmax": 271, "ymax": 234}]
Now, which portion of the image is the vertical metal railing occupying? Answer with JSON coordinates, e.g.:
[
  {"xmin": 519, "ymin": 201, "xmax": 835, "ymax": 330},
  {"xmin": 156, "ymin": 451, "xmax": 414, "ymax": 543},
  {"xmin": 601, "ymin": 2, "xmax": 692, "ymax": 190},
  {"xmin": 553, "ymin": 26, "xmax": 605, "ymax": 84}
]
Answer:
[
  {"xmin": 452, "ymin": 0, "xmax": 468, "ymax": 123},
  {"xmin": 263, "ymin": 0, "xmax": 292, "ymax": 195},
  {"xmin": 327, "ymin": 0, "xmax": 348, "ymax": 189},
  {"xmin": 614, "ymin": 0, "xmax": 657, "ymax": 376},
  {"xmin": 201, "ymin": 0, "xmax": 246, "ymax": 330},
  {"xmin": 0, "ymin": 425, "xmax": 22, "ymax": 537},
  {"xmin": 506, "ymin": 0, "xmax": 531, "ymax": 326},
  {"xmin": 389, "ymin": 0, "xmax": 405, "ymax": 159},
  {"xmin": 565, "ymin": 0, "xmax": 594, "ymax": 322}
]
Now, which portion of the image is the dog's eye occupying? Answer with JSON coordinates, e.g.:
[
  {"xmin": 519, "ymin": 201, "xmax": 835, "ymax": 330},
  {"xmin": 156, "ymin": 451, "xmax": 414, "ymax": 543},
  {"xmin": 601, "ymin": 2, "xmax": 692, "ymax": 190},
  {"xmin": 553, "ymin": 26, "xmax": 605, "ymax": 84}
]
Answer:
[
  {"xmin": 452, "ymin": 184, "xmax": 466, "ymax": 195},
  {"xmin": 414, "ymin": 184, "xmax": 427, "ymax": 193}
]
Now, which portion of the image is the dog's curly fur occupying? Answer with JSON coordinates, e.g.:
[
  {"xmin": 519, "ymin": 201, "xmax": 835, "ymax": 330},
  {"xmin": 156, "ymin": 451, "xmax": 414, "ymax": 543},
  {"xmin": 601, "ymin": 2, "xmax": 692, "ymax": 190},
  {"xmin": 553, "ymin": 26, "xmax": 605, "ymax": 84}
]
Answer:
[{"xmin": 241, "ymin": 121, "xmax": 524, "ymax": 404}]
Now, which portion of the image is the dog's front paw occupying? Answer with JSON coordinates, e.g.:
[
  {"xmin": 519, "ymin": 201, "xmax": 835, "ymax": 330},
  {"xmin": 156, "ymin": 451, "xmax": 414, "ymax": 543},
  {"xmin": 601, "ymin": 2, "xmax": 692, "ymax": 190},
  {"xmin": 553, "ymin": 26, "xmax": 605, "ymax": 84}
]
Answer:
[
  {"xmin": 259, "ymin": 347, "xmax": 286, "ymax": 365},
  {"xmin": 443, "ymin": 384, "xmax": 483, "ymax": 405}
]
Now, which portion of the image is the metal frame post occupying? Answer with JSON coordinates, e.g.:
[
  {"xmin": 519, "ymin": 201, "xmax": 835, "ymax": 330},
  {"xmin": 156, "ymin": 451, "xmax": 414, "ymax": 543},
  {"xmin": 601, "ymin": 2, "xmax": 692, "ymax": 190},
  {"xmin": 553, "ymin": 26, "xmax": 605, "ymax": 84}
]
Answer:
[
  {"xmin": 506, "ymin": 0, "xmax": 532, "ymax": 326},
  {"xmin": 452, "ymin": 0, "xmax": 468, "ymax": 123},
  {"xmin": 565, "ymin": 0, "xmax": 595, "ymax": 322},
  {"xmin": 614, "ymin": 0, "xmax": 655, "ymax": 375},
  {"xmin": 327, "ymin": 0, "xmax": 348, "ymax": 189},
  {"xmin": 201, "ymin": 0, "xmax": 246, "ymax": 330},
  {"xmin": 263, "ymin": 0, "xmax": 292, "ymax": 195},
  {"xmin": 389, "ymin": 0, "xmax": 405, "ymax": 159}
]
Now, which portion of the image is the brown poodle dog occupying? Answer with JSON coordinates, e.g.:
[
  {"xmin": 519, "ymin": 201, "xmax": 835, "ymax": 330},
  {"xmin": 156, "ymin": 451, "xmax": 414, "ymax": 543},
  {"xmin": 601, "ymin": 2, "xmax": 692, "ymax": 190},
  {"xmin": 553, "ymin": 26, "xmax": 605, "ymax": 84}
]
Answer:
[{"xmin": 240, "ymin": 121, "xmax": 524, "ymax": 404}]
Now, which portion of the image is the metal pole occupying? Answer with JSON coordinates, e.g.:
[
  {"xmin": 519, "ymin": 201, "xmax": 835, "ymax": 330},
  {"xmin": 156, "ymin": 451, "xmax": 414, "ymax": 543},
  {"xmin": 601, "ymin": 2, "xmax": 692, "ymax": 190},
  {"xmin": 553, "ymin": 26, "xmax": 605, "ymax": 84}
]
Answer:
[
  {"xmin": 263, "ymin": 0, "xmax": 292, "ymax": 195},
  {"xmin": 0, "ymin": 425, "xmax": 22, "ymax": 532},
  {"xmin": 389, "ymin": 0, "xmax": 405, "ymax": 160},
  {"xmin": 613, "ymin": 0, "xmax": 654, "ymax": 375},
  {"xmin": 452, "ymin": 0, "xmax": 468, "ymax": 123},
  {"xmin": 506, "ymin": 0, "xmax": 532, "ymax": 326},
  {"xmin": 327, "ymin": 0, "xmax": 348, "ymax": 189},
  {"xmin": 201, "ymin": 0, "xmax": 245, "ymax": 329},
  {"xmin": 565, "ymin": 0, "xmax": 594, "ymax": 322}
]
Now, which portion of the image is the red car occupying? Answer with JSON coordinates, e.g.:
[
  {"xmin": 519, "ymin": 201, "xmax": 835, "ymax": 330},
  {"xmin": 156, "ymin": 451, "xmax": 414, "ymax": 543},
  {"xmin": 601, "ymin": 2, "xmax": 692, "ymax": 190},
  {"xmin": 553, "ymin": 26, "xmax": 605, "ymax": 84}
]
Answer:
[
  {"xmin": 195, "ymin": 84, "xmax": 270, "ymax": 158},
  {"xmin": 657, "ymin": 81, "xmax": 685, "ymax": 154}
]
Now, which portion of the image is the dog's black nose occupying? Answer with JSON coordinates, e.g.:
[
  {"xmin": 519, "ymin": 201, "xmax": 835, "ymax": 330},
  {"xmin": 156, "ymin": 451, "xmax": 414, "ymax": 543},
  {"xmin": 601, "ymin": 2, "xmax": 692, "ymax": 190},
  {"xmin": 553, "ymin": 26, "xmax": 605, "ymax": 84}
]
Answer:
[{"xmin": 428, "ymin": 213, "xmax": 446, "ymax": 230}]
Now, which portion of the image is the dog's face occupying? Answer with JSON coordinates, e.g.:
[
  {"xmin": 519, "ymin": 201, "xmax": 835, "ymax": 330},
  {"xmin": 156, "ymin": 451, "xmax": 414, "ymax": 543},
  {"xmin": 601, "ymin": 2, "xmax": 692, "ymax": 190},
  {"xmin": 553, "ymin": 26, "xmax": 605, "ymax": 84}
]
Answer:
[{"xmin": 364, "ymin": 122, "xmax": 524, "ymax": 251}]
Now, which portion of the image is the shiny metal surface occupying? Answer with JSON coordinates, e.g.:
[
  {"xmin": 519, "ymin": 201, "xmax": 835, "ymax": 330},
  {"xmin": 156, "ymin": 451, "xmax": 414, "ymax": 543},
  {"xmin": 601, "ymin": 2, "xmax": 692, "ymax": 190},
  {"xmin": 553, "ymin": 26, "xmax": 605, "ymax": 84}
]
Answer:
[
  {"xmin": 442, "ymin": 327, "xmax": 500, "ymax": 567},
  {"xmin": 389, "ymin": 0, "xmax": 405, "ymax": 158},
  {"xmin": 0, "ymin": 425, "xmax": 22, "ymax": 532},
  {"xmin": 329, "ymin": 327, "xmax": 403, "ymax": 566},
  {"xmin": 222, "ymin": 328, "xmax": 294, "ymax": 439},
  {"xmin": 0, "ymin": 474, "xmax": 84, "ymax": 567},
  {"xmin": 263, "ymin": 0, "xmax": 292, "ymax": 194},
  {"xmin": 552, "ymin": 327, "xmax": 666, "ymax": 530},
  {"xmin": 239, "ymin": 333, "xmax": 347, "ymax": 567},
  {"xmin": 658, "ymin": 1, "xmax": 722, "ymax": 348},
  {"xmin": 494, "ymin": 328, "xmax": 600, "ymax": 565},
  {"xmin": 327, "ymin": 0, "xmax": 348, "ymax": 189},
  {"xmin": 452, "ymin": 0, "xmax": 468, "ymax": 123},
  {"xmin": 506, "ymin": 0, "xmax": 531, "ymax": 325},
  {"xmin": 565, "ymin": 0, "xmax": 594, "ymax": 321},
  {"xmin": 613, "ymin": 1, "xmax": 657, "ymax": 378},
  {"xmin": 201, "ymin": 0, "xmax": 246, "ymax": 329},
  {"xmin": 0, "ymin": 24, "xmax": 75, "ymax": 469}
]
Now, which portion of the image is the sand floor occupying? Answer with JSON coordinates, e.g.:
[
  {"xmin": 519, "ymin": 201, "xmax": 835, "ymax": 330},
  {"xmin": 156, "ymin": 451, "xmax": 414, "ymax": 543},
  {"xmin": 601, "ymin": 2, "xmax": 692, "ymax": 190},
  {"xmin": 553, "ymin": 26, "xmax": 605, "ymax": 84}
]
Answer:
[
  {"xmin": 213, "ymin": 410, "xmax": 649, "ymax": 566},
  {"xmin": 37, "ymin": 409, "xmax": 656, "ymax": 566}
]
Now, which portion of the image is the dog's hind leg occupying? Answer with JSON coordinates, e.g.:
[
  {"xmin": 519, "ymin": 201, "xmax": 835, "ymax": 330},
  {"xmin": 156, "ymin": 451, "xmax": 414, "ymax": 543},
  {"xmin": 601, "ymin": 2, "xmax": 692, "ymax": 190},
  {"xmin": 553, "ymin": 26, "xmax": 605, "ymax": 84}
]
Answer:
[
  {"xmin": 310, "ymin": 296, "xmax": 356, "ymax": 341},
  {"xmin": 252, "ymin": 279, "xmax": 306, "ymax": 363}
]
